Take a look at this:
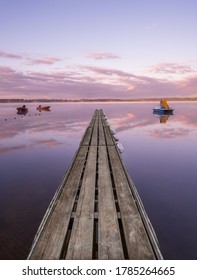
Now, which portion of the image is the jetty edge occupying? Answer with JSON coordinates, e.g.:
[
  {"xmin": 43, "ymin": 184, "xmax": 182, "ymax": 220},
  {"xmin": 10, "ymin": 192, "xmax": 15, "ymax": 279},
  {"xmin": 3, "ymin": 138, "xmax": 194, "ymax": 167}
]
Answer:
[{"xmin": 27, "ymin": 109, "xmax": 163, "ymax": 260}]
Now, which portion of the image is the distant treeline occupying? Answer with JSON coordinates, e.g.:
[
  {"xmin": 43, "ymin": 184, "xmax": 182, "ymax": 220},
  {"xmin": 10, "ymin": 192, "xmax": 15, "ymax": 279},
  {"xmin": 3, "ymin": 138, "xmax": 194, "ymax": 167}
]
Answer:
[{"xmin": 0, "ymin": 97, "xmax": 197, "ymax": 103}]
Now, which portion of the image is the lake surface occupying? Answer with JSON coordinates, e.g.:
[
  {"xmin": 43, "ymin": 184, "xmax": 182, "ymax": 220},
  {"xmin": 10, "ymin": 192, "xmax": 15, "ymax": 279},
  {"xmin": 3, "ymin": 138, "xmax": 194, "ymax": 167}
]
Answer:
[{"xmin": 0, "ymin": 102, "xmax": 197, "ymax": 260}]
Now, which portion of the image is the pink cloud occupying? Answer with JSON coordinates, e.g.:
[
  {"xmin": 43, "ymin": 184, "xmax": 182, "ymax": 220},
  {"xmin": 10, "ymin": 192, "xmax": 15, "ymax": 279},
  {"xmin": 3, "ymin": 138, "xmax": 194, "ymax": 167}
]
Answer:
[
  {"xmin": 127, "ymin": 113, "xmax": 135, "ymax": 118},
  {"xmin": 113, "ymin": 116, "xmax": 152, "ymax": 133},
  {"xmin": 0, "ymin": 65, "xmax": 197, "ymax": 100},
  {"xmin": 180, "ymin": 74, "xmax": 197, "ymax": 87},
  {"xmin": 85, "ymin": 52, "xmax": 120, "ymax": 60},
  {"xmin": 27, "ymin": 56, "xmax": 61, "ymax": 65},
  {"xmin": 0, "ymin": 140, "xmax": 61, "ymax": 154},
  {"xmin": 0, "ymin": 50, "xmax": 23, "ymax": 59},
  {"xmin": 151, "ymin": 63, "xmax": 195, "ymax": 74},
  {"xmin": 81, "ymin": 66, "xmax": 161, "ymax": 85},
  {"xmin": 34, "ymin": 139, "xmax": 62, "ymax": 147},
  {"xmin": 0, "ymin": 50, "xmax": 64, "ymax": 66},
  {"xmin": 149, "ymin": 128, "xmax": 190, "ymax": 139},
  {"xmin": 0, "ymin": 66, "xmax": 16, "ymax": 74},
  {"xmin": 0, "ymin": 145, "xmax": 27, "ymax": 154}
]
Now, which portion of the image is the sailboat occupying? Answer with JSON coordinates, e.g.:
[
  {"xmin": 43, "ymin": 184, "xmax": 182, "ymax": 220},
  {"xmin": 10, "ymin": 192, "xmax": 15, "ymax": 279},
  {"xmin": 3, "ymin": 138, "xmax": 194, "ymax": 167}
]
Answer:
[{"xmin": 153, "ymin": 100, "xmax": 174, "ymax": 114}]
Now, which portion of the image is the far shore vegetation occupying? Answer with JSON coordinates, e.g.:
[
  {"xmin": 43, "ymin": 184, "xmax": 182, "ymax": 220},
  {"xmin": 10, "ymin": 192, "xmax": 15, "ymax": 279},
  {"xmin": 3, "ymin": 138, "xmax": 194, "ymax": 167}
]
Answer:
[{"xmin": 1, "ymin": 97, "xmax": 197, "ymax": 103}]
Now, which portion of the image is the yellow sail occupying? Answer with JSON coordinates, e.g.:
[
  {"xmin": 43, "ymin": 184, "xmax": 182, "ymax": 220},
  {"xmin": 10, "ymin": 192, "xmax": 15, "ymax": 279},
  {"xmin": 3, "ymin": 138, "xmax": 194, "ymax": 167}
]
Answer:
[{"xmin": 160, "ymin": 99, "xmax": 169, "ymax": 110}]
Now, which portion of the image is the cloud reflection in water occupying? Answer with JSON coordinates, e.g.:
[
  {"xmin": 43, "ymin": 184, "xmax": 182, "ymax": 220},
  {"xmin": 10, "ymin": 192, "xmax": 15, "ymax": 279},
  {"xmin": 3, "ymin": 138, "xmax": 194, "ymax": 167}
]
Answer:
[{"xmin": 0, "ymin": 102, "xmax": 197, "ymax": 260}]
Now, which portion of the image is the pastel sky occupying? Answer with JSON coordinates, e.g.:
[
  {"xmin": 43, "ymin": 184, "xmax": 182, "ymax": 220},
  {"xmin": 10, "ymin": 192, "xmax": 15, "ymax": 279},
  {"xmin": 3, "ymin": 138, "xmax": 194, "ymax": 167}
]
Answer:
[{"xmin": 1, "ymin": 0, "xmax": 197, "ymax": 99}]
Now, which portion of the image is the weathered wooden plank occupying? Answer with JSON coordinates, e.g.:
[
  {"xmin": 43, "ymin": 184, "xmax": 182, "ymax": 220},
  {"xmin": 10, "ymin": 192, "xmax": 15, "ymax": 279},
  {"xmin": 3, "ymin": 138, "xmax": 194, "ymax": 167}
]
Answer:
[
  {"xmin": 108, "ymin": 146, "xmax": 155, "ymax": 260},
  {"xmin": 98, "ymin": 116, "xmax": 106, "ymax": 146},
  {"xmin": 91, "ymin": 122, "xmax": 98, "ymax": 146},
  {"xmin": 88, "ymin": 110, "xmax": 98, "ymax": 127},
  {"xmin": 81, "ymin": 110, "xmax": 99, "ymax": 145},
  {"xmin": 66, "ymin": 146, "xmax": 97, "ymax": 259},
  {"xmin": 98, "ymin": 146, "xmax": 124, "ymax": 259},
  {"xmin": 90, "ymin": 112, "xmax": 99, "ymax": 145},
  {"xmin": 29, "ymin": 146, "xmax": 88, "ymax": 259},
  {"xmin": 81, "ymin": 127, "xmax": 93, "ymax": 146},
  {"xmin": 104, "ymin": 126, "xmax": 114, "ymax": 146}
]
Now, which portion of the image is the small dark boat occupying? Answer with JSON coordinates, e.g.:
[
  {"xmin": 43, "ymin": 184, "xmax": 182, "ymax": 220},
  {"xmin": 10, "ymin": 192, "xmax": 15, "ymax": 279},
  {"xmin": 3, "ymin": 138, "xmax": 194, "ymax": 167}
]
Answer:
[
  {"xmin": 36, "ymin": 105, "xmax": 50, "ymax": 111},
  {"xmin": 16, "ymin": 105, "xmax": 28, "ymax": 114}
]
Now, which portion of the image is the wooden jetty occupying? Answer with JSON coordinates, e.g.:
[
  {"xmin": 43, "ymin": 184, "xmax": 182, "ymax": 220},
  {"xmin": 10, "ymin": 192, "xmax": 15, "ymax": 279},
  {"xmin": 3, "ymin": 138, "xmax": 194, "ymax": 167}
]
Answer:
[{"xmin": 28, "ymin": 109, "xmax": 162, "ymax": 260}]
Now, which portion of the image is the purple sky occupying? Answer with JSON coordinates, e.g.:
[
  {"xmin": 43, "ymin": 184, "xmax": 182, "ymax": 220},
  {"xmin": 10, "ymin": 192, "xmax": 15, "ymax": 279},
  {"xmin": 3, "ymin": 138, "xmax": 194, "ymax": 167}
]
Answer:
[{"xmin": 1, "ymin": 0, "xmax": 197, "ymax": 99}]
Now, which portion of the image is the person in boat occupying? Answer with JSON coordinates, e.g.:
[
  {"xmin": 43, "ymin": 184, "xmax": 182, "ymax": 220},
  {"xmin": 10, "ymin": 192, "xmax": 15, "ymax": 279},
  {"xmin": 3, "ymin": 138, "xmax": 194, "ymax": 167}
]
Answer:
[
  {"xmin": 160, "ymin": 100, "xmax": 165, "ymax": 109},
  {"xmin": 17, "ymin": 105, "xmax": 27, "ymax": 111},
  {"xmin": 16, "ymin": 105, "xmax": 28, "ymax": 114},
  {"xmin": 37, "ymin": 105, "xmax": 50, "ymax": 110}
]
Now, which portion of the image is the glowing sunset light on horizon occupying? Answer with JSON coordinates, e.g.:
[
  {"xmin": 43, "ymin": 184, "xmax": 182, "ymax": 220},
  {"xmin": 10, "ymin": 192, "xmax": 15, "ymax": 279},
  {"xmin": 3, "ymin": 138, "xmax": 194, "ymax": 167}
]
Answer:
[{"xmin": 0, "ymin": 0, "xmax": 197, "ymax": 100}]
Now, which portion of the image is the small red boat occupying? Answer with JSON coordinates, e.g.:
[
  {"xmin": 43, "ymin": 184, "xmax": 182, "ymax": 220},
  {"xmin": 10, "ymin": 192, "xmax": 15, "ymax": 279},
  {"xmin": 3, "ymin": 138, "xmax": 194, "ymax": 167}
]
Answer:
[{"xmin": 36, "ymin": 105, "xmax": 50, "ymax": 111}]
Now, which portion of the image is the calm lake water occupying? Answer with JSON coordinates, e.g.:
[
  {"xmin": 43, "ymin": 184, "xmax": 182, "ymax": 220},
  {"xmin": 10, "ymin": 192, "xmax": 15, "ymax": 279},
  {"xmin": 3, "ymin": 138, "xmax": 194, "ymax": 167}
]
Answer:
[{"xmin": 0, "ymin": 102, "xmax": 197, "ymax": 260}]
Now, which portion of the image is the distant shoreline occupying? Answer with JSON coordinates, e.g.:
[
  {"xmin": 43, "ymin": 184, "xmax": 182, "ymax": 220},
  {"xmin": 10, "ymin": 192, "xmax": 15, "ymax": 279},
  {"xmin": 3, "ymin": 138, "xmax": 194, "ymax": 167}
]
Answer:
[{"xmin": 0, "ymin": 97, "xmax": 197, "ymax": 103}]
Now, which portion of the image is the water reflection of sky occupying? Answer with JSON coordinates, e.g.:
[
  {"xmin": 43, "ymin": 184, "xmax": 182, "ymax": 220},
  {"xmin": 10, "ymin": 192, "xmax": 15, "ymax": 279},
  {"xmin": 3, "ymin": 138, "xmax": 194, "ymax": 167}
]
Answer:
[{"xmin": 0, "ymin": 102, "xmax": 197, "ymax": 259}]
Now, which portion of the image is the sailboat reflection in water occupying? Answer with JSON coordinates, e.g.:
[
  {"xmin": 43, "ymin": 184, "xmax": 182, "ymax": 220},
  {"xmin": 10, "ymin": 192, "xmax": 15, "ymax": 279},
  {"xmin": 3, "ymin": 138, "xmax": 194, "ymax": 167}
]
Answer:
[
  {"xmin": 158, "ymin": 114, "xmax": 171, "ymax": 123},
  {"xmin": 153, "ymin": 110, "xmax": 174, "ymax": 123},
  {"xmin": 153, "ymin": 100, "xmax": 174, "ymax": 123}
]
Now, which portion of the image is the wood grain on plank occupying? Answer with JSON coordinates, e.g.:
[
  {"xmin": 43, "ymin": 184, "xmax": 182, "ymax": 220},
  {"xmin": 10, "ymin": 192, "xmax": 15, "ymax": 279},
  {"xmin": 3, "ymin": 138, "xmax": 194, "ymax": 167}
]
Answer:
[
  {"xmin": 108, "ymin": 146, "xmax": 155, "ymax": 260},
  {"xmin": 98, "ymin": 146, "xmax": 124, "ymax": 259},
  {"xmin": 30, "ymin": 146, "xmax": 88, "ymax": 259},
  {"xmin": 66, "ymin": 146, "xmax": 97, "ymax": 259}
]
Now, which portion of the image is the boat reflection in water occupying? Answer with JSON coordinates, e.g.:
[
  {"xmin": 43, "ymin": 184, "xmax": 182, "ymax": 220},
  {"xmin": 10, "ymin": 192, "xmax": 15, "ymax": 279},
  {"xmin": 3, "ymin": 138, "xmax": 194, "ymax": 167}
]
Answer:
[
  {"xmin": 153, "ymin": 111, "xmax": 174, "ymax": 124},
  {"xmin": 16, "ymin": 105, "xmax": 28, "ymax": 115}
]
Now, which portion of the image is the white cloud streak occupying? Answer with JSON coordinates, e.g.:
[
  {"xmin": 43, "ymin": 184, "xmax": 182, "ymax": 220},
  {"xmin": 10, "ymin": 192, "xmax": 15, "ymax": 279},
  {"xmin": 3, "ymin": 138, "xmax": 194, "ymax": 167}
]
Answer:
[{"xmin": 85, "ymin": 52, "xmax": 120, "ymax": 60}]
